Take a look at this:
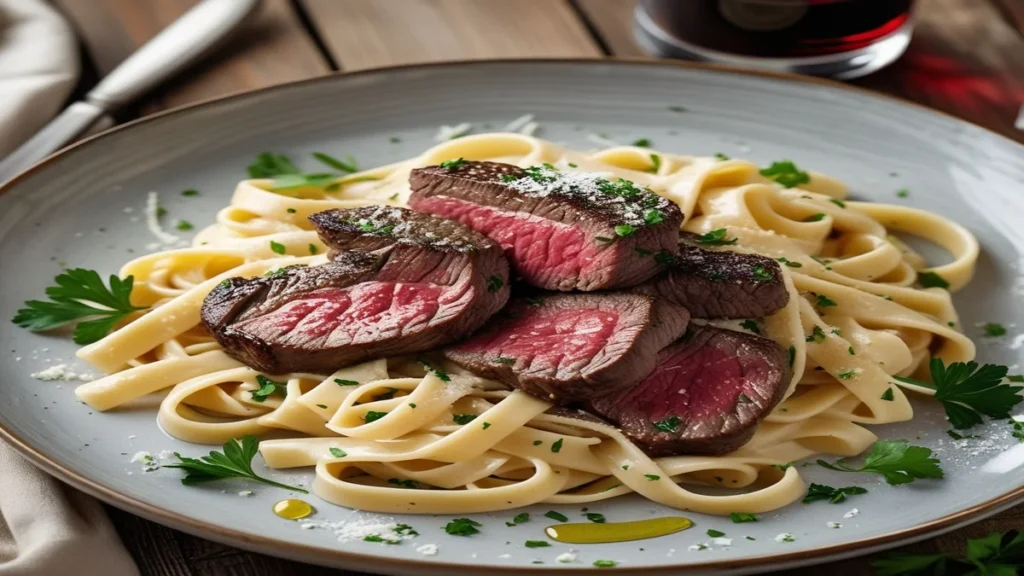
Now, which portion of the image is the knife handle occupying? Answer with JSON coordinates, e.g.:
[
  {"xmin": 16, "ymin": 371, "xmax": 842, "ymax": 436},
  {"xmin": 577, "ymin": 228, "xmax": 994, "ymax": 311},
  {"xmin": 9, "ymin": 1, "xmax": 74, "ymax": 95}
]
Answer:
[{"xmin": 86, "ymin": 0, "xmax": 263, "ymax": 110}]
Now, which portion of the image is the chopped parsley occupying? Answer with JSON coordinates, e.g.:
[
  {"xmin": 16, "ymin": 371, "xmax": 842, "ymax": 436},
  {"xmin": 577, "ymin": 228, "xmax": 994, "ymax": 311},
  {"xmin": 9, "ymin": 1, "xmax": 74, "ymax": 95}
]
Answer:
[
  {"xmin": 313, "ymin": 152, "xmax": 358, "ymax": 173},
  {"xmin": 525, "ymin": 540, "xmax": 550, "ymax": 548},
  {"xmin": 164, "ymin": 435, "xmax": 307, "ymax": 492},
  {"xmin": 837, "ymin": 369, "xmax": 857, "ymax": 380},
  {"xmin": 829, "ymin": 199, "xmax": 846, "ymax": 208},
  {"xmin": 817, "ymin": 439, "xmax": 943, "ymax": 485},
  {"xmin": 593, "ymin": 560, "xmax": 618, "ymax": 568},
  {"xmin": 444, "ymin": 518, "xmax": 481, "ymax": 536},
  {"xmin": 481, "ymin": 422, "xmax": 491, "ymax": 430},
  {"xmin": 308, "ymin": 244, "xmax": 318, "ymax": 255},
  {"xmin": 983, "ymin": 323, "xmax": 1007, "ymax": 337},
  {"xmin": 584, "ymin": 513, "xmax": 606, "ymax": 523},
  {"xmin": 493, "ymin": 357, "xmax": 516, "ymax": 365},
  {"xmin": 644, "ymin": 209, "xmax": 664, "ymax": 225},
  {"xmin": 648, "ymin": 153, "xmax": 661, "ymax": 173},
  {"xmin": 532, "ymin": 440, "xmax": 543, "ymax": 446},
  {"xmin": 730, "ymin": 513, "xmax": 758, "ymax": 523},
  {"xmin": 760, "ymin": 160, "xmax": 810, "ymax": 188},
  {"xmin": 544, "ymin": 511, "xmax": 569, "ymax": 522},
  {"xmin": 918, "ymin": 271, "xmax": 949, "ymax": 289},
  {"xmin": 175, "ymin": 220, "xmax": 194, "ymax": 231},
  {"xmin": 668, "ymin": 106, "xmax": 687, "ymax": 113},
  {"xmin": 777, "ymin": 257, "xmax": 802, "ymax": 268},
  {"xmin": 329, "ymin": 447, "xmax": 346, "ymax": 458},
  {"xmin": 714, "ymin": 152, "xmax": 729, "ymax": 161},
  {"xmin": 632, "ymin": 138, "xmax": 652, "ymax": 147},
  {"xmin": 551, "ymin": 438, "xmax": 564, "ymax": 453},
  {"xmin": 707, "ymin": 529, "xmax": 726, "ymax": 537},
  {"xmin": 506, "ymin": 512, "xmax": 529, "ymax": 527},
  {"xmin": 440, "ymin": 157, "xmax": 468, "ymax": 170},
  {"xmin": 614, "ymin": 224, "xmax": 636, "ymax": 237},
  {"xmin": 12, "ymin": 268, "xmax": 148, "ymax": 344},
  {"xmin": 286, "ymin": 208, "xmax": 297, "ymax": 214},
  {"xmin": 251, "ymin": 375, "xmax": 283, "ymax": 402},
  {"xmin": 803, "ymin": 213, "xmax": 826, "ymax": 222},
  {"xmin": 394, "ymin": 523, "xmax": 418, "ymax": 536},
  {"xmin": 881, "ymin": 388, "xmax": 895, "ymax": 401},
  {"xmin": 872, "ymin": 529, "xmax": 1024, "ymax": 576},
  {"xmin": 802, "ymin": 483, "xmax": 868, "ymax": 504},
  {"xmin": 1012, "ymin": 420, "xmax": 1024, "ymax": 442},
  {"xmin": 752, "ymin": 266, "xmax": 772, "ymax": 282},
  {"xmin": 815, "ymin": 294, "xmax": 838, "ymax": 308},
  {"xmin": 452, "ymin": 414, "xmax": 477, "ymax": 425},
  {"xmin": 363, "ymin": 534, "xmax": 398, "ymax": 544},
  {"xmin": 806, "ymin": 326, "xmax": 826, "ymax": 343},
  {"xmin": 696, "ymin": 228, "xmax": 737, "ymax": 246},
  {"xmin": 388, "ymin": 193, "xmax": 399, "ymax": 201},
  {"xmin": 387, "ymin": 478, "xmax": 418, "ymax": 489},
  {"xmin": 316, "ymin": 403, "xmax": 328, "ymax": 409},
  {"xmin": 849, "ymin": 345, "xmax": 856, "ymax": 355},
  {"xmin": 644, "ymin": 474, "xmax": 660, "ymax": 481},
  {"xmin": 652, "ymin": 416, "xmax": 681, "ymax": 433},
  {"xmin": 182, "ymin": 188, "xmax": 199, "ymax": 196},
  {"xmin": 408, "ymin": 403, "xmax": 416, "ymax": 409},
  {"xmin": 364, "ymin": 411, "xmax": 388, "ymax": 423},
  {"xmin": 269, "ymin": 240, "xmax": 286, "ymax": 255},
  {"xmin": 334, "ymin": 378, "xmax": 359, "ymax": 386},
  {"xmin": 740, "ymin": 320, "xmax": 760, "ymax": 334},
  {"xmin": 896, "ymin": 188, "xmax": 910, "ymax": 198},
  {"xmin": 487, "ymin": 275, "xmax": 504, "ymax": 292},
  {"xmin": 894, "ymin": 358, "xmax": 1021, "ymax": 429},
  {"xmin": 419, "ymin": 360, "xmax": 451, "ymax": 382}
]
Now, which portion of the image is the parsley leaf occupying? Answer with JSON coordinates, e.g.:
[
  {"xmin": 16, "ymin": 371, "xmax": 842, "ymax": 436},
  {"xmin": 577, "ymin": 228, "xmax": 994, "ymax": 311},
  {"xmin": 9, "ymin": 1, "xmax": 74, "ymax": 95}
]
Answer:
[
  {"xmin": 545, "ymin": 510, "xmax": 569, "ymax": 522},
  {"xmin": 419, "ymin": 360, "xmax": 451, "ymax": 382},
  {"xmin": 696, "ymin": 228, "xmax": 738, "ymax": 246},
  {"xmin": 648, "ymin": 153, "xmax": 661, "ymax": 174},
  {"xmin": 740, "ymin": 319, "xmax": 760, "ymax": 334},
  {"xmin": 363, "ymin": 534, "xmax": 398, "ymax": 544},
  {"xmin": 760, "ymin": 160, "xmax": 810, "ymax": 188},
  {"xmin": 334, "ymin": 378, "xmax": 359, "ymax": 386},
  {"xmin": 777, "ymin": 257, "xmax": 802, "ymax": 268},
  {"xmin": 894, "ymin": 358, "xmax": 1022, "ymax": 429},
  {"xmin": 594, "ymin": 560, "xmax": 618, "ymax": 568},
  {"xmin": 364, "ymin": 411, "xmax": 388, "ymax": 423},
  {"xmin": 451, "ymin": 413, "xmax": 477, "ymax": 425},
  {"xmin": 614, "ymin": 224, "xmax": 636, "ymax": 237},
  {"xmin": 551, "ymin": 438, "xmax": 564, "ymax": 453},
  {"xmin": 506, "ymin": 512, "xmax": 529, "ymax": 526},
  {"xmin": 444, "ymin": 518, "xmax": 481, "ymax": 536},
  {"xmin": 329, "ymin": 447, "xmax": 346, "ymax": 458},
  {"xmin": 644, "ymin": 208, "xmax": 664, "ymax": 225},
  {"xmin": 896, "ymin": 188, "xmax": 910, "ymax": 198},
  {"xmin": 13, "ymin": 269, "xmax": 148, "ymax": 344},
  {"xmin": 269, "ymin": 240, "xmax": 286, "ymax": 255},
  {"xmin": 525, "ymin": 540, "xmax": 550, "ymax": 548},
  {"xmin": 440, "ymin": 157, "xmax": 468, "ymax": 170},
  {"xmin": 633, "ymin": 138, "xmax": 651, "ymax": 147},
  {"xmin": 653, "ymin": 416, "xmax": 681, "ymax": 433},
  {"xmin": 730, "ymin": 513, "xmax": 758, "ymax": 523},
  {"xmin": 251, "ymin": 375, "xmax": 284, "ymax": 402},
  {"xmin": 752, "ymin": 266, "xmax": 772, "ymax": 282},
  {"xmin": 881, "ymin": 388, "xmax": 895, "ymax": 401},
  {"xmin": 806, "ymin": 326, "xmax": 826, "ymax": 343},
  {"xmin": 164, "ymin": 435, "xmax": 306, "ymax": 492},
  {"xmin": 584, "ymin": 512, "xmax": 606, "ymax": 523},
  {"xmin": 918, "ymin": 271, "xmax": 949, "ymax": 289},
  {"xmin": 817, "ymin": 440, "xmax": 943, "ymax": 485},
  {"xmin": 707, "ymin": 529, "xmax": 726, "ymax": 537},
  {"xmin": 815, "ymin": 294, "xmax": 838, "ymax": 308},
  {"xmin": 983, "ymin": 323, "xmax": 1007, "ymax": 337},
  {"xmin": 872, "ymin": 530, "xmax": 1024, "ymax": 576},
  {"xmin": 801, "ymin": 483, "xmax": 868, "ymax": 504}
]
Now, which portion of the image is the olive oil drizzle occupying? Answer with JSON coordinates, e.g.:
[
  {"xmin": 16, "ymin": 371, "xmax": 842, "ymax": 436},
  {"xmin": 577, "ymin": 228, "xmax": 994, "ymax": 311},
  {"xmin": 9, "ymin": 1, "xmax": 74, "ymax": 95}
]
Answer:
[{"xmin": 545, "ymin": 516, "xmax": 692, "ymax": 544}]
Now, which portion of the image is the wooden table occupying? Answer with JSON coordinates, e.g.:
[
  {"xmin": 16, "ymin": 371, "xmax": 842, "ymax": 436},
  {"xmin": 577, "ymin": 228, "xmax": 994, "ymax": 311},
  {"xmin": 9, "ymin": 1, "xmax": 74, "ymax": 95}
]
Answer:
[{"xmin": 50, "ymin": 1, "xmax": 1024, "ymax": 574}]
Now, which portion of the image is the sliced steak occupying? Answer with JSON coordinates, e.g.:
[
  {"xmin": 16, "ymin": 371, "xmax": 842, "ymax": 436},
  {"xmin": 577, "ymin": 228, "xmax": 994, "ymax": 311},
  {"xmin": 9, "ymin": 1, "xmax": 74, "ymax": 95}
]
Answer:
[
  {"xmin": 632, "ymin": 236, "xmax": 789, "ymax": 319},
  {"xmin": 408, "ymin": 161, "xmax": 682, "ymax": 291},
  {"xmin": 309, "ymin": 206, "xmax": 490, "ymax": 259},
  {"xmin": 444, "ymin": 293, "xmax": 690, "ymax": 404},
  {"xmin": 589, "ymin": 325, "xmax": 791, "ymax": 456},
  {"xmin": 201, "ymin": 210, "xmax": 510, "ymax": 373}
]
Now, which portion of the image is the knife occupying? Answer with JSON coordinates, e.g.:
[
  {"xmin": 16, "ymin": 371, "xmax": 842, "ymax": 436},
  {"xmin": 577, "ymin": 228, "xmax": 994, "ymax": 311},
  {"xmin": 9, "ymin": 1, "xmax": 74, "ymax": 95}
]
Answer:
[{"xmin": 0, "ymin": 0, "xmax": 263, "ymax": 184}]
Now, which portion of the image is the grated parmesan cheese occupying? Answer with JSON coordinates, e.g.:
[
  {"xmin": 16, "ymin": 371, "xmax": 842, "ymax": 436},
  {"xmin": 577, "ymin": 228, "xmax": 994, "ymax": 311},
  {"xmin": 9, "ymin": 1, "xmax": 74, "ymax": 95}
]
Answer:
[
  {"xmin": 416, "ymin": 544, "xmax": 438, "ymax": 556},
  {"xmin": 774, "ymin": 533, "xmax": 795, "ymax": 543},
  {"xmin": 843, "ymin": 508, "xmax": 859, "ymax": 518},
  {"xmin": 827, "ymin": 522, "xmax": 842, "ymax": 529},
  {"xmin": 555, "ymin": 552, "xmax": 577, "ymax": 563},
  {"xmin": 712, "ymin": 537, "xmax": 733, "ymax": 546}
]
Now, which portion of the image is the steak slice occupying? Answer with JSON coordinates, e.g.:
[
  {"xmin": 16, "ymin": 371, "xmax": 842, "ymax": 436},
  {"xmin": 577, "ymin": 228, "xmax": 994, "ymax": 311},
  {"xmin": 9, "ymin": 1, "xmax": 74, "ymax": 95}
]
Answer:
[
  {"xmin": 588, "ymin": 325, "xmax": 791, "ymax": 457},
  {"xmin": 408, "ymin": 160, "xmax": 682, "ymax": 291},
  {"xmin": 201, "ymin": 210, "xmax": 510, "ymax": 373},
  {"xmin": 632, "ymin": 236, "xmax": 789, "ymax": 319},
  {"xmin": 444, "ymin": 293, "xmax": 690, "ymax": 404}
]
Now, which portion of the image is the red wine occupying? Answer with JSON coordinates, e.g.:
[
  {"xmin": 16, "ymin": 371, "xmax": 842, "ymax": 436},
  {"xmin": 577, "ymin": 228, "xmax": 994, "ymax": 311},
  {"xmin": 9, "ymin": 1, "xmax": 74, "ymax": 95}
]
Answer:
[{"xmin": 641, "ymin": 0, "xmax": 915, "ymax": 59}]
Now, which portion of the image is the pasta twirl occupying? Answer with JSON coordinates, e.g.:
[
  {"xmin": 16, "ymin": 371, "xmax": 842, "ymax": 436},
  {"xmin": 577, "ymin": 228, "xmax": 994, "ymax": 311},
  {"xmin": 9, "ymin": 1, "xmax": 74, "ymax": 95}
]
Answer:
[{"xmin": 74, "ymin": 134, "xmax": 978, "ymax": 515}]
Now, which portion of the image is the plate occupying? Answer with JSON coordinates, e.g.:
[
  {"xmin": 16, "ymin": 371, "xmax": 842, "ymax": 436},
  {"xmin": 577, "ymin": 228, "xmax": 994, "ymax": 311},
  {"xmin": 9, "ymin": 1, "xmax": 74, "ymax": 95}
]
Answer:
[{"xmin": 1, "ymin": 60, "xmax": 1023, "ymax": 575}]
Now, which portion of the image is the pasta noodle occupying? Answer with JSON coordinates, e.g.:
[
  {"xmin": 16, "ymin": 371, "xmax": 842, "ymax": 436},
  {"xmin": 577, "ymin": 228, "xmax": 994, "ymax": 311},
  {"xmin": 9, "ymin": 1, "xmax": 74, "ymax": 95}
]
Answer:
[{"xmin": 74, "ymin": 134, "xmax": 978, "ymax": 515}]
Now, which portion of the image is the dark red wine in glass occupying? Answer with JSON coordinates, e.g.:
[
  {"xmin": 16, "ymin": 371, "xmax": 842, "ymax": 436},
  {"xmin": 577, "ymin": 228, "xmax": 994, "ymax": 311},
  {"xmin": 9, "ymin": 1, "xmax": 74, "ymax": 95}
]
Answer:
[{"xmin": 634, "ymin": 0, "xmax": 916, "ymax": 79}]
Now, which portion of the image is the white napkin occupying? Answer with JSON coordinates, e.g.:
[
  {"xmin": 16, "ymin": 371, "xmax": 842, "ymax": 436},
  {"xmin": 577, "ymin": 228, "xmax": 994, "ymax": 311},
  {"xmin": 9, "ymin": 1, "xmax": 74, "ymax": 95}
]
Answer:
[
  {"xmin": 0, "ymin": 2, "xmax": 139, "ymax": 574},
  {"xmin": 0, "ymin": 0, "xmax": 79, "ymax": 157}
]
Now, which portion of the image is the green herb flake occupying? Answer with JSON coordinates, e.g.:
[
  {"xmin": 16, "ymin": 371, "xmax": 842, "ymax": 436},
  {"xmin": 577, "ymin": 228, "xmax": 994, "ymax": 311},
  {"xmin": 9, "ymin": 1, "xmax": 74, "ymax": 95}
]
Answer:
[
  {"xmin": 668, "ymin": 106, "xmax": 687, "ymax": 113},
  {"xmin": 452, "ymin": 414, "xmax": 477, "ymax": 425},
  {"xmin": 896, "ymin": 188, "xmax": 910, "ymax": 198},
  {"xmin": 614, "ymin": 224, "xmax": 636, "ymax": 237},
  {"xmin": 760, "ymin": 160, "xmax": 810, "ymax": 188},
  {"xmin": 481, "ymin": 422, "xmax": 492, "ymax": 430},
  {"xmin": 848, "ymin": 346, "xmax": 856, "ymax": 355},
  {"xmin": 387, "ymin": 478, "xmax": 418, "ymax": 489},
  {"xmin": 696, "ymin": 228, "xmax": 737, "ymax": 246},
  {"xmin": 334, "ymin": 378, "xmax": 359, "ymax": 386},
  {"xmin": 269, "ymin": 241, "xmax": 286, "ymax": 255},
  {"xmin": 493, "ymin": 357, "xmax": 516, "ymax": 365},
  {"xmin": 164, "ymin": 435, "xmax": 307, "ymax": 492},
  {"xmin": 551, "ymin": 438, "xmax": 564, "ymax": 453},
  {"xmin": 740, "ymin": 319, "xmax": 760, "ymax": 334},
  {"xmin": 806, "ymin": 326, "xmax": 827, "ymax": 343},
  {"xmin": 730, "ymin": 513, "xmax": 758, "ymax": 523},
  {"xmin": 394, "ymin": 523, "xmax": 418, "ymax": 536},
  {"xmin": 544, "ymin": 510, "xmax": 569, "ymax": 522},
  {"xmin": 652, "ymin": 415, "xmax": 681, "ymax": 433},
  {"xmin": 837, "ymin": 369, "xmax": 858, "ymax": 380},
  {"xmin": 525, "ymin": 540, "xmax": 550, "ymax": 548},
  {"xmin": 714, "ymin": 152, "xmax": 729, "ymax": 161},
  {"xmin": 286, "ymin": 208, "xmax": 297, "ymax": 214},
  {"xmin": 595, "ymin": 236, "xmax": 613, "ymax": 243},
  {"xmin": 419, "ymin": 360, "xmax": 451, "ymax": 382},
  {"xmin": 787, "ymin": 346, "xmax": 796, "ymax": 366},
  {"xmin": 584, "ymin": 512, "xmax": 606, "ymax": 523},
  {"xmin": 707, "ymin": 529, "xmax": 726, "ymax": 537},
  {"xmin": 648, "ymin": 153, "xmax": 661, "ymax": 174},
  {"xmin": 983, "ymin": 323, "xmax": 1007, "ymax": 337},
  {"xmin": 388, "ymin": 193, "xmax": 399, "ymax": 201},
  {"xmin": 507, "ymin": 512, "xmax": 529, "ymax": 526},
  {"xmin": 444, "ymin": 518, "xmax": 481, "ymax": 536},
  {"xmin": 644, "ymin": 209, "xmax": 664, "ymax": 225},
  {"xmin": 918, "ymin": 271, "xmax": 949, "ymax": 289},
  {"xmin": 364, "ymin": 411, "xmax": 388, "ymax": 424},
  {"xmin": 11, "ymin": 268, "xmax": 148, "ymax": 344},
  {"xmin": 532, "ymin": 440, "xmax": 543, "ymax": 446},
  {"xmin": 881, "ymin": 388, "xmax": 895, "ymax": 401},
  {"xmin": 644, "ymin": 474, "xmax": 660, "ymax": 481},
  {"xmin": 894, "ymin": 358, "xmax": 1021, "ymax": 429},
  {"xmin": 593, "ymin": 560, "xmax": 618, "ymax": 568},
  {"xmin": 316, "ymin": 403, "xmax": 328, "ymax": 409},
  {"xmin": 250, "ymin": 375, "xmax": 283, "ymax": 403},
  {"xmin": 803, "ymin": 213, "xmax": 826, "ymax": 222},
  {"xmin": 635, "ymin": 247, "xmax": 653, "ymax": 256},
  {"xmin": 802, "ymin": 483, "xmax": 868, "ymax": 504},
  {"xmin": 181, "ymin": 189, "xmax": 199, "ymax": 197},
  {"xmin": 363, "ymin": 534, "xmax": 398, "ymax": 544},
  {"xmin": 777, "ymin": 257, "xmax": 802, "ymax": 268},
  {"xmin": 829, "ymin": 199, "xmax": 846, "ymax": 208},
  {"xmin": 815, "ymin": 294, "xmax": 838, "ymax": 308},
  {"xmin": 440, "ymin": 157, "xmax": 468, "ymax": 170},
  {"xmin": 632, "ymin": 138, "xmax": 652, "ymax": 147},
  {"xmin": 486, "ymin": 275, "xmax": 504, "ymax": 293},
  {"xmin": 329, "ymin": 447, "xmax": 347, "ymax": 458}
]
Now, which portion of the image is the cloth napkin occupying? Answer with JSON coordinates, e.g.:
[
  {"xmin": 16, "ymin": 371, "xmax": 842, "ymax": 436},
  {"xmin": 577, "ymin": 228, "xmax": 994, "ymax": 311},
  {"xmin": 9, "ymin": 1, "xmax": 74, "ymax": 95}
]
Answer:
[{"xmin": 0, "ymin": 1, "xmax": 139, "ymax": 574}]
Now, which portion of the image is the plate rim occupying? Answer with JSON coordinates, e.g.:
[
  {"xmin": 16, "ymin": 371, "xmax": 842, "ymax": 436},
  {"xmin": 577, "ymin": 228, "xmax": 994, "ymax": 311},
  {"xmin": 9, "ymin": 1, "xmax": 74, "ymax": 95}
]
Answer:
[{"xmin": 2, "ymin": 58, "xmax": 1022, "ymax": 574}]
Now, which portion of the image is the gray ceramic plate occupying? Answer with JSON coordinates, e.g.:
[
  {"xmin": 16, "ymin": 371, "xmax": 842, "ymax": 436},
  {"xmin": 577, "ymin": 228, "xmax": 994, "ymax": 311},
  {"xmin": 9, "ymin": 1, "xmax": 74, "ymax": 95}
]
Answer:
[{"xmin": 1, "ymin": 60, "xmax": 1023, "ymax": 575}]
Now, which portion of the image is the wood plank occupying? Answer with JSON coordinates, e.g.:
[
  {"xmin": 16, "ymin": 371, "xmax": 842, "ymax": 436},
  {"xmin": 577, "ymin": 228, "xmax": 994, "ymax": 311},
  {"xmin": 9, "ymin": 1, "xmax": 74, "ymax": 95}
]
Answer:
[
  {"xmin": 575, "ymin": 0, "xmax": 1024, "ymax": 142},
  {"xmin": 54, "ymin": 0, "xmax": 331, "ymax": 112},
  {"xmin": 300, "ymin": 0, "xmax": 602, "ymax": 70}
]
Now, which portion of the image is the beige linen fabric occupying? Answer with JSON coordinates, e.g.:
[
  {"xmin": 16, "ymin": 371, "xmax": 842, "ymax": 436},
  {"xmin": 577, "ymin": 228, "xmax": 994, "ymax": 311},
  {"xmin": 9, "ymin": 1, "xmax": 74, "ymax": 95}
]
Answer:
[{"xmin": 0, "ymin": 1, "xmax": 140, "ymax": 574}]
